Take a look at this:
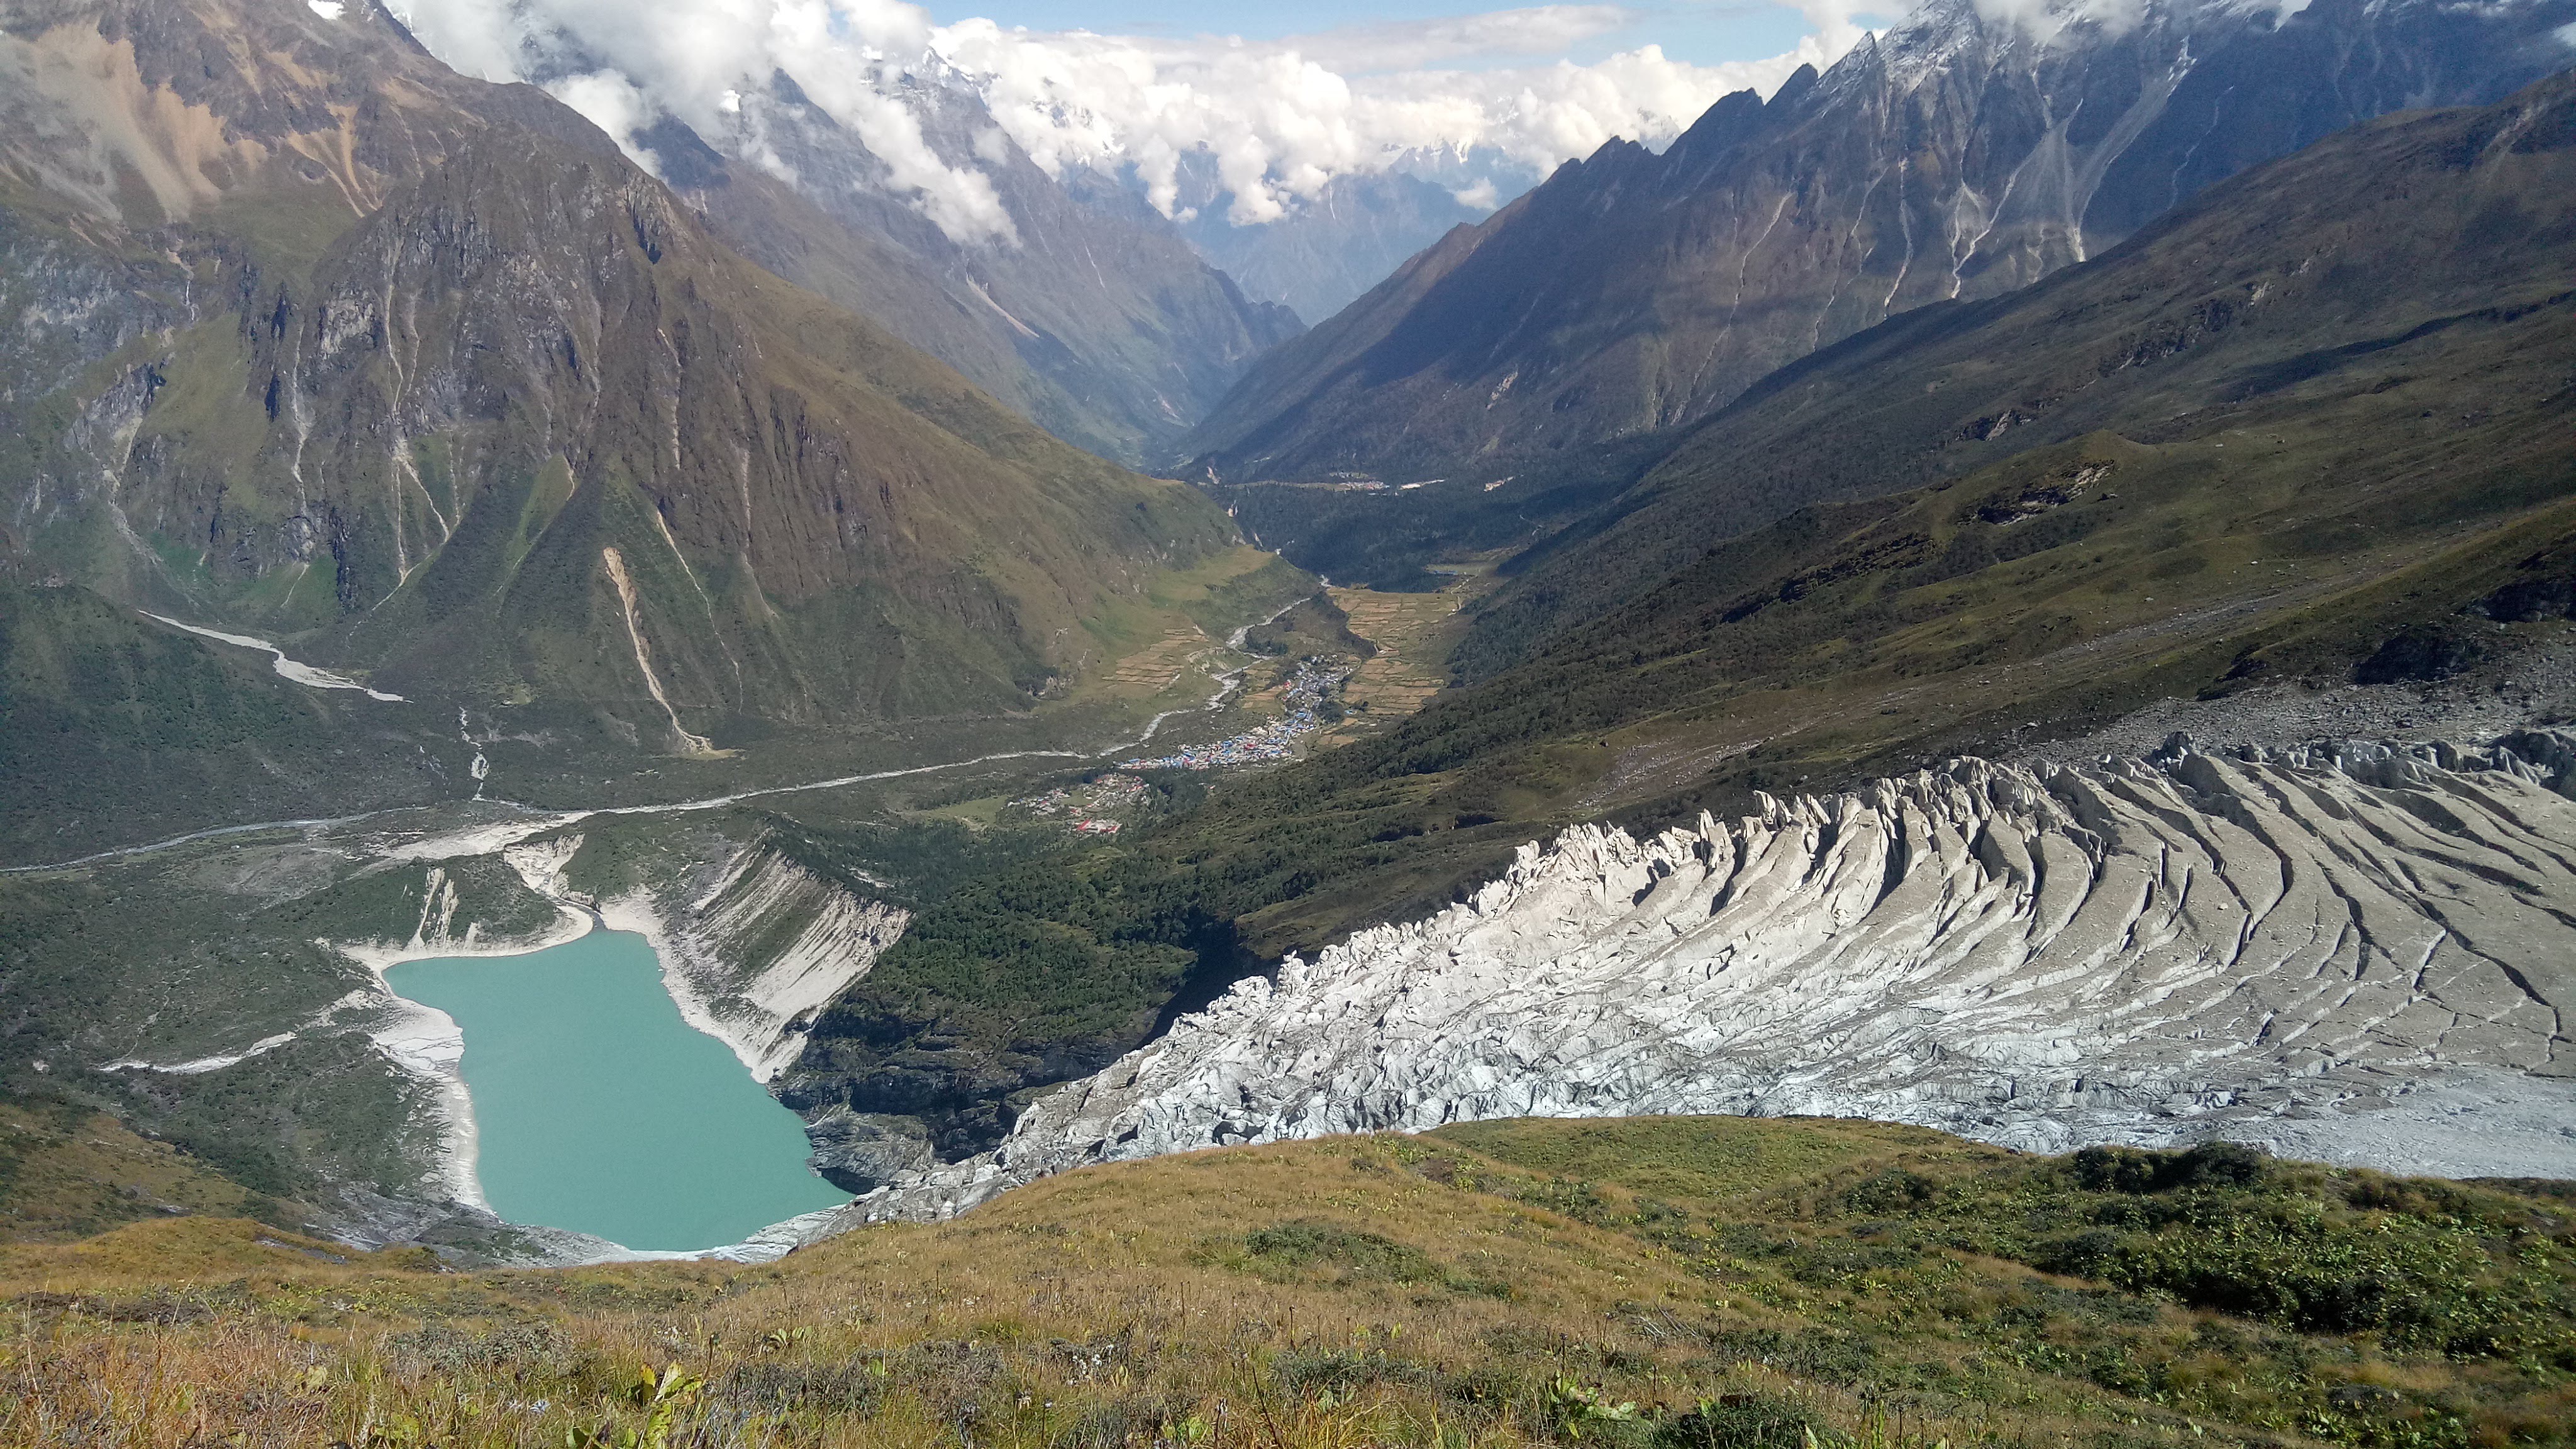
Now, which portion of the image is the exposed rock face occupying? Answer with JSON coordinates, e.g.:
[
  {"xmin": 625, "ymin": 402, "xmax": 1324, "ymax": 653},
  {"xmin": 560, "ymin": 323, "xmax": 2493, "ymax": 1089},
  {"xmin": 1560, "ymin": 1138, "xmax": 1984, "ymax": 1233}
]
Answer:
[
  {"xmin": 489, "ymin": 828, "xmax": 909, "ymax": 1083},
  {"xmin": 604, "ymin": 843, "xmax": 909, "ymax": 1083},
  {"xmin": 1179, "ymin": 0, "xmax": 2576, "ymax": 487},
  {"xmin": 0, "ymin": 0, "xmax": 1241, "ymax": 728},
  {"xmin": 384, "ymin": 825, "xmax": 916, "ymax": 1202},
  {"xmin": 841, "ymin": 731, "xmax": 2576, "ymax": 1224},
  {"xmin": 649, "ymin": 72, "xmax": 1302, "ymax": 469}
]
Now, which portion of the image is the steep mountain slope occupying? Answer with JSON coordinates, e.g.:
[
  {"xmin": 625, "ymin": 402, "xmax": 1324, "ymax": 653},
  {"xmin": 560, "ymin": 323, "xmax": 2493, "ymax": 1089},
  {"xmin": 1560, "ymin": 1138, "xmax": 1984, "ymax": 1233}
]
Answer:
[
  {"xmin": 0, "ymin": 582, "xmax": 462, "ymax": 862},
  {"xmin": 1179, "ymin": 0, "xmax": 2576, "ymax": 496},
  {"xmin": 1462, "ymin": 62, "xmax": 2576, "ymax": 670},
  {"xmin": 633, "ymin": 75, "xmax": 1302, "ymax": 469},
  {"xmin": 0, "ymin": 0, "xmax": 1245, "ymax": 743}
]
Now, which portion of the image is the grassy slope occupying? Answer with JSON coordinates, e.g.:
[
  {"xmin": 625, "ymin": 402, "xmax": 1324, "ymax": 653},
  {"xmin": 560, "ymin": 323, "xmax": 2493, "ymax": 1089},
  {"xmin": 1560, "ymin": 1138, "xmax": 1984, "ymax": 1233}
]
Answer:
[
  {"xmin": 3, "ymin": 1117, "xmax": 2570, "ymax": 1446},
  {"xmin": 1464, "ymin": 72, "xmax": 2576, "ymax": 675}
]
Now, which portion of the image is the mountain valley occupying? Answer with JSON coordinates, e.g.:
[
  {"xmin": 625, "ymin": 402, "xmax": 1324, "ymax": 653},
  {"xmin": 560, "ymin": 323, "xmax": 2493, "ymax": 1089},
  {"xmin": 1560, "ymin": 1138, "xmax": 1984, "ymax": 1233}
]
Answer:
[
  {"xmin": 1182, "ymin": 0, "xmax": 2576, "ymax": 586},
  {"xmin": 1, "ymin": 1, "xmax": 2573, "ymax": 1443}
]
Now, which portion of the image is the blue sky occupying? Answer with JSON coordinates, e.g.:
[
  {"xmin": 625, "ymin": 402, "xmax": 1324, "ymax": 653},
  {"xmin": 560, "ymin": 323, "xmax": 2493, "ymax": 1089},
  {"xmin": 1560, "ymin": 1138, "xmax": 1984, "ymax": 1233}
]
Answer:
[{"xmin": 925, "ymin": 2, "xmax": 1853, "ymax": 69}]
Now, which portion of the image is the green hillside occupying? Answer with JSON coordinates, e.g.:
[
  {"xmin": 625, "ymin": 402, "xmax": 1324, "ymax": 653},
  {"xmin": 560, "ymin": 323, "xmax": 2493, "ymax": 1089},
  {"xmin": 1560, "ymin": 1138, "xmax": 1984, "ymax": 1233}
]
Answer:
[
  {"xmin": 0, "ymin": 583, "xmax": 460, "ymax": 862},
  {"xmin": 1463, "ymin": 70, "xmax": 2576, "ymax": 675},
  {"xmin": 4, "ymin": 1116, "xmax": 2570, "ymax": 1447},
  {"xmin": 0, "ymin": 0, "xmax": 1250, "ymax": 744}
]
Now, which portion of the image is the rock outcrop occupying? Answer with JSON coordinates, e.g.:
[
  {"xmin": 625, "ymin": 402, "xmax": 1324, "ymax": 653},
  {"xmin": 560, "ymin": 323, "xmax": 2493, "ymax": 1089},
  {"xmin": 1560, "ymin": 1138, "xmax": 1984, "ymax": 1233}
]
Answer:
[
  {"xmin": 603, "ymin": 843, "xmax": 909, "ymax": 1083},
  {"xmin": 839, "ymin": 731, "xmax": 2576, "ymax": 1224}
]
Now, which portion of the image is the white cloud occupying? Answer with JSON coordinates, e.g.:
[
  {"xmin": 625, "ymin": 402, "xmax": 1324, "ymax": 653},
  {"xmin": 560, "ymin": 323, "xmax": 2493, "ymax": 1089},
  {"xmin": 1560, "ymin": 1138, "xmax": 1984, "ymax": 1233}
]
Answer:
[
  {"xmin": 1969, "ymin": 0, "xmax": 2145, "ymax": 40},
  {"xmin": 1963, "ymin": 0, "xmax": 2290, "ymax": 43},
  {"xmin": 1281, "ymin": 6, "xmax": 1643, "ymax": 71},
  {"xmin": 387, "ymin": 1, "xmax": 1866, "ymax": 240},
  {"xmin": 391, "ymin": 0, "xmax": 1014, "ymax": 242},
  {"xmin": 938, "ymin": 12, "xmax": 1857, "ymax": 225},
  {"xmin": 546, "ymin": 70, "xmax": 665, "ymax": 175}
]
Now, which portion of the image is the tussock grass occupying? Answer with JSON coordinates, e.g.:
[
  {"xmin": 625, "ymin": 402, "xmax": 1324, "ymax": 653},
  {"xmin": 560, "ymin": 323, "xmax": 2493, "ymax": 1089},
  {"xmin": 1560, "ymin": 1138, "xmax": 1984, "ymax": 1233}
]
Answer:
[{"xmin": 3, "ymin": 1118, "xmax": 2570, "ymax": 1448}]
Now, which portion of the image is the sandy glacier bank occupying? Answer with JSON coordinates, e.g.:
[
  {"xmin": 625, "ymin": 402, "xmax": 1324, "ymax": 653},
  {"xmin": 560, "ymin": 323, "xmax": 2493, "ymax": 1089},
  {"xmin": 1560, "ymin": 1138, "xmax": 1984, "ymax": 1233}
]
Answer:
[{"xmin": 805, "ymin": 730, "xmax": 2576, "ymax": 1231}]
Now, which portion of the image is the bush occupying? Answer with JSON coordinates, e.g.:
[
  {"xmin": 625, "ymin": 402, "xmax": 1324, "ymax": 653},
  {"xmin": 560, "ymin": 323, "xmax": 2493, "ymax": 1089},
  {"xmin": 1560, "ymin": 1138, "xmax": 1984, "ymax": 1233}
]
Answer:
[
  {"xmin": 2069, "ymin": 1142, "xmax": 2267, "ymax": 1194},
  {"xmin": 1843, "ymin": 1170, "xmax": 1936, "ymax": 1215},
  {"xmin": 1271, "ymin": 1348, "xmax": 1429, "ymax": 1400},
  {"xmin": 1658, "ymin": 1392, "xmax": 1829, "ymax": 1449},
  {"xmin": 711, "ymin": 1357, "xmax": 887, "ymax": 1416},
  {"xmin": 1243, "ymin": 1221, "xmax": 1445, "ymax": 1283}
]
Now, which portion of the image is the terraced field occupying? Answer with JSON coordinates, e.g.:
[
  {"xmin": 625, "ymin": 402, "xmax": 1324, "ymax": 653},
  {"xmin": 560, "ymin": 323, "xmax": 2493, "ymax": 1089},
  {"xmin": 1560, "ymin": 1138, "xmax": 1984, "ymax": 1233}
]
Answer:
[{"xmin": 1327, "ymin": 584, "xmax": 1470, "ymax": 729}]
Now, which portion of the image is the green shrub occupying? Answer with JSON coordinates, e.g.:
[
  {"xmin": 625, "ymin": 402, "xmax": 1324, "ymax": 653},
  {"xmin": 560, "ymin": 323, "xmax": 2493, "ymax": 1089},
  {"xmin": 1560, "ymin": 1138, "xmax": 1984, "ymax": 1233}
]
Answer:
[
  {"xmin": 1657, "ymin": 1391, "xmax": 1828, "ymax": 1449},
  {"xmin": 1243, "ymin": 1221, "xmax": 1443, "ymax": 1284}
]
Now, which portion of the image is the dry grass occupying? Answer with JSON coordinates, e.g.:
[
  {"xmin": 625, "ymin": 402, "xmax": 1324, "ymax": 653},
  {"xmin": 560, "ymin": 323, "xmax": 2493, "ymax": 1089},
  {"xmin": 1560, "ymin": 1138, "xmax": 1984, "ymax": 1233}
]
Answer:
[
  {"xmin": 1, "ymin": 1118, "xmax": 2567, "ymax": 1449},
  {"xmin": 0, "ymin": 1103, "xmax": 261, "ymax": 1242},
  {"xmin": 1098, "ymin": 630, "xmax": 1219, "ymax": 696}
]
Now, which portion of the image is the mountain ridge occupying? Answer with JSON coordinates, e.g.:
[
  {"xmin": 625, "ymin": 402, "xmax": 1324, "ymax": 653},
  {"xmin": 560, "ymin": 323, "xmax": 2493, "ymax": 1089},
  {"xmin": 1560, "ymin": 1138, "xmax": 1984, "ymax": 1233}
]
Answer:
[
  {"xmin": 1458, "ymin": 62, "xmax": 2576, "ymax": 674},
  {"xmin": 0, "ymin": 0, "xmax": 1260, "ymax": 745},
  {"xmin": 633, "ymin": 70, "xmax": 1304, "ymax": 469},
  {"xmin": 1177, "ymin": 0, "xmax": 2576, "ymax": 508}
]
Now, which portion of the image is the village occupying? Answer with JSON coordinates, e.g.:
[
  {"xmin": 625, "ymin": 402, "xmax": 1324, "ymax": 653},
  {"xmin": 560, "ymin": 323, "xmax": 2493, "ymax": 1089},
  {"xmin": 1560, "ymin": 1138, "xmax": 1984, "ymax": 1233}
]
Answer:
[
  {"xmin": 1121, "ymin": 657, "xmax": 1353, "ymax": 772},
  {"xmin": 1009, "ymin": 771, "xmax": 1148, "ymax": 835},
  {"xmin": 1002, "ymin": 657, "xmax": 1358, "ymax": 834}
]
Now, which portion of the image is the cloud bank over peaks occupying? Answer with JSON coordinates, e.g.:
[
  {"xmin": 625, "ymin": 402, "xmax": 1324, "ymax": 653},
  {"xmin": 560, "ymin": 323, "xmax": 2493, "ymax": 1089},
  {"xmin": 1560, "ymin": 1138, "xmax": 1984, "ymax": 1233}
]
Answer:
[
  {"xmin": 1958, "ymin": 0, "xmax": 2311, "ymax": 46},
  {"xmin": 387, "ymin": 1, "xmax": 1871, "ymax": 242},
  {"xmin": 391, "ymin": 0, "xmax": 1019, "ymax": 242}
]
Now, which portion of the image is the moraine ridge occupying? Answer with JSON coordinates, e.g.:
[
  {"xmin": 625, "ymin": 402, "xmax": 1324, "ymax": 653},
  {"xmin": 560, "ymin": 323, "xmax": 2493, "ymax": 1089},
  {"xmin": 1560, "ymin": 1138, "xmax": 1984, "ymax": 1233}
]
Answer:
[{"xmin": 828, "ymin": 730, "xmax": 2576, "ymax": 1228}]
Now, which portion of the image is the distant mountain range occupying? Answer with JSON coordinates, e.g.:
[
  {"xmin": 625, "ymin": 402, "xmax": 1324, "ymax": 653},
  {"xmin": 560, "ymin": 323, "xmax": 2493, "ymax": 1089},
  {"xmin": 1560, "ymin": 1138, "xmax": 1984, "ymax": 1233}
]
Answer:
[
  {"xmin": 1168, "ymin": 165, "xmax": 1497, "ymax": 334},
  {"xmin": 1179, "ymin": 0, "xmax": 2576, "ymax": 502}
]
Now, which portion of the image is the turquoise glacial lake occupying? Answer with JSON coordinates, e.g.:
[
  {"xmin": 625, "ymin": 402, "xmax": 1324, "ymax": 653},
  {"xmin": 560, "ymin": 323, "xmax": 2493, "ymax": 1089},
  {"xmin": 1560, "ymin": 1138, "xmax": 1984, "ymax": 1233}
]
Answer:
[{"xmin": 387, "ymin": 930, "xmax": 847, "ymax": 1251}]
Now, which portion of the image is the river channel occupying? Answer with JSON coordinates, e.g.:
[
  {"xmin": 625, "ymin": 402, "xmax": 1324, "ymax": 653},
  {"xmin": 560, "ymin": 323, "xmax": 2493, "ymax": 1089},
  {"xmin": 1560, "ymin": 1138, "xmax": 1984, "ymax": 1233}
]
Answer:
[{"xmin": 386, "ymin": 931, "xmax": 845, "ymax": 1251}]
